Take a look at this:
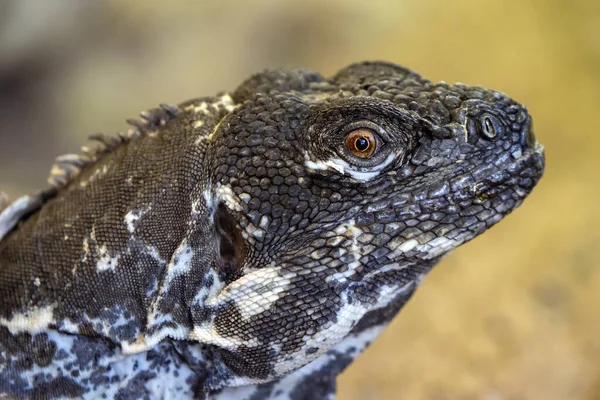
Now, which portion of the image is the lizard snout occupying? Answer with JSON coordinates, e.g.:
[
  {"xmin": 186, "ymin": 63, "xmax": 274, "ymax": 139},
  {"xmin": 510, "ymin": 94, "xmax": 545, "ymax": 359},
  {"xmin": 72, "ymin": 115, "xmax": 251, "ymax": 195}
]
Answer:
[{"xmin": 521, "ymin": 116, "xmax": 537, "ymax": 149}]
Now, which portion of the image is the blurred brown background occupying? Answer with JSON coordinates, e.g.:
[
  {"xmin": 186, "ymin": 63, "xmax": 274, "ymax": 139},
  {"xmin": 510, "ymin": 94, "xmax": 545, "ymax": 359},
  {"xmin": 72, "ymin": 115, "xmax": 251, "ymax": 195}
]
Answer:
[{"xmin": 0, "ymin": 0, "xmax": 598, "ymax": 399}]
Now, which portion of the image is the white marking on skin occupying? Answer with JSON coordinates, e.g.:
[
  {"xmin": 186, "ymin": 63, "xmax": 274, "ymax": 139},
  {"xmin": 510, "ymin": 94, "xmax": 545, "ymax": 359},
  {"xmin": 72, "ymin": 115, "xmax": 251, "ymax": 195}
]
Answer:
[
  {"xmin": 58, "ymin": 318, "xmax": 80, "ymax": 334},
  {"xmin": 123, "ymin": 207, "xmax": 166, "ymax": 268},
  {"xmin": 372, "ymin": 283, "xmax": 407, "ymax": 309},
  {"xmin": 191, "ymin": 269, "xmax": 224, "ymax": 307},
  {"xmin": 124, "ymin": 214, "xmax": 138, "ymax": 234},
  {"xmin": 334, "ymin": 219, "xmax": 358, "ymax": 235},
  {"xmin": 202, "ymin": 187, "xmax": 216, "ymax": 212},
  {"xmin": 196, "ymin": 131, "xmax": 213, "ymax": 145},
  {"xmin": 258, "ymin": 215, "xmax": 270, "ymax": 229},
  {"xmin": 211, "ymin": 379, "xmax": 259, "ymax": 399},
  {"xmin": 163, "ymin": 241, "xmax": 194, "ymax": 284},
  {"xmin": 327, "ymin": 221, "xmax": 365, "ymax": 283},
  {"xmin": 189, "ymin": 267, "xmax": 293, "ymax": 350},
  {"xmin": 326, "ymin": 236, "xmax": 344, "ymax": 247},
  {"xmin": 321, "ymin": 159, "xmax": 347, "ymax": 174},
  {"xmin": 217, "ymin": 266, "xmax": 291, "ymax": 320},
  {"xmin": 9, "ymin": 332, "xmax": 73, "ymax": 390},
  {"xmin": 34, "ymin": 330, "xmax": 194, "ymax": 400},
  {"xmin": 137, "ymin": 240, "xmax": 197, "ymax": 354},
  {"xmin": 123, "ymin": 315, "xmax": 190, "ymax": 355},
  {"xmin": 194, "ymin": 94, "xmax": 237, "ymax": 116},
  {"xmin": 361, "ymin": 262, "xmax": 410, "ymax": 282},
  {"xmin": 194, "ymin": 120, "xmax": 205, "ymax": 129},
  {"xmin": 215, "ymin": 183, "xmax": 243, "ymax": 212},
  {"xmin": 335, "ymin": 324, "xmax": 385, "ymax": 353},
  {"xmin": 254, "ymin": 325, "xmax": 387, "ymax": 397},
  {"xmin": 192, "ymin": 198, "xmax": 203, "ymax": 214},
  {"xmin": 272, "ymin": 292, "xmax": 366, "ymax": 377},
  {"xmin": 242, "ymin": 223, "xmax": 262, "ymax": 242},
  {"xmin": 387, "ymin": 237, "xmax": 420, "ymax": 258},
  {"xmin": 124, "ymin": 206, "xmax": 150, "ymax": 234},
  {"xmin": 512, "ymin": 148, "xmax": 523, "ymax": 159},
  {"xmin": 10, "ymin": 330, "xmax": 130, "ymax": 398},
  {"xmin": 239, "ymin": 193, "xmax": 251, "ymax": 204},
  {"xmin": 386, "ymin": 234, "xmax": 462, "ymax": 260},
  {"xmin": 193, "ymin": 94, "xmax": 239, "ymax": 143},
  {"xmin": 62, "ymin": 339, "xmax": 195, "ymax": 399},
  {"xmin": 304, "ymin": 152, "xmax": 395, "ymax": 182},
  {"xmin": 398, "ymin": 238, "xmax": 419, "ymax": 252},
  {"xmin": 193, "ymin": 102, "xmax": 210, "ymax": 115},
  {"xmin": 145, "ymin": 245, "xmax": 166, "ymax": 264},
  {"xmin": 252, "ymin": 228, "xmax": 265, "ymax": 239},
  {"xmin": 326, "ymin": 260, "xmax": 360, "ymax": 283},
  {"xmin": 345, "ymin": 153, "xmax": 396, "ymax": 181},
  {"xmin": 33, "ymin": 277, "xmax": 41, "ymax": 286},
  {"xmin": 213, "ymin": 323, "xmax": 383, "ymax": 400},
  {"xmin": 0, "ymin": 305, "xmax": 55, "ymax": 334},
  {"xmin": 189, "ymin": 326, "xmax": 260, "ymax": 349},
  {"xmin": 141, "ymin": 347, "xmax": 197, "ymax": 399},
  {"xmin": 304, "ymin": 154, "xmax": 346, "ymax": 174},
  {"xmin": 265, "ymin": 279, "xmax": 413, "ymax": 382},
  {"xmin": 81, "ymin": 236, "xmax": 90, "ymax": 263},
  {"xmin": 145, "ymin": 277, "xmax": 159, "ymax": 298},
  {"xmin": 310, "ymin": 249, "xmax": 325, "ymax": 260},
  {"xmin": 216, "ymin": 94, "xmax": 238, "ymax": 112},
  {"xmin": 415, "ymin": 236, "xmax": 460, "ymax": 258},
  {"xmin": 101, "ymin": 346, "xmax": 187, "ymax": 398},
  {"xmin": 98, "ymin": 311, "xmax": 135, "ymax": 338},
  {"xmin": 96, "ymin": 244, "xmax": 120, "ymax": 272},
  {"xmin": 59, "ymin": 307, "xmax": 140, "ymax": 343}
]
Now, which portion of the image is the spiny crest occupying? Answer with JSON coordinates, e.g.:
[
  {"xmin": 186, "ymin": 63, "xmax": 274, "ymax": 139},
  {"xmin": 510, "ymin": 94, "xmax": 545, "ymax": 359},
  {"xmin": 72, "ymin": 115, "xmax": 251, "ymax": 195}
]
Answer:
[
  {"xmin": 47, "ymin": 103, "xmax": 181, "ymax": 189},
  {"xmin": 0, "ymin": 104, "xmax": 182, "ymax": 241}
]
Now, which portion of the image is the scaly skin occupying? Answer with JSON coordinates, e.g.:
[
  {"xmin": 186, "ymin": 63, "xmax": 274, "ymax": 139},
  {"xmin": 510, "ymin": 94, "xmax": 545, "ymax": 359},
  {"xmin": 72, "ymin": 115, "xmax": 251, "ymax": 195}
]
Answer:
[{"xmin": 0, "ymin": 61, "xmax": 544, "ymax": 399}]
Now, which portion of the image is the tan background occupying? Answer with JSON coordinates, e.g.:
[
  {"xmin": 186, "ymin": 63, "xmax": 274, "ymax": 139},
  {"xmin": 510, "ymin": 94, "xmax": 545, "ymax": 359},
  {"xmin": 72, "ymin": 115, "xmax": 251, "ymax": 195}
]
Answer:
[{"xmin": 0, "ymin": 1, "xmax": 598, "ymax": 399}]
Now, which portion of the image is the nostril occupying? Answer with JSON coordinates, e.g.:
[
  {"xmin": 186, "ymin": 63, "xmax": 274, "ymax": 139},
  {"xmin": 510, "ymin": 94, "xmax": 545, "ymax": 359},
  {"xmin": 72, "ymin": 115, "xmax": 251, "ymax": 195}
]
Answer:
[{"xmin": 521, "ymin": 117, "xmax": 536, "ymax": 148}]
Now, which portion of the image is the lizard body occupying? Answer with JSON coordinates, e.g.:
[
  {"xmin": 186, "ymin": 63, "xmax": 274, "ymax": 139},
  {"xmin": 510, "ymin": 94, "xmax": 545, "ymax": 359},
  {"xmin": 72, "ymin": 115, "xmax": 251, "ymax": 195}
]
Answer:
[{"xmin": 0, "ymin": 61, "xmax": 544, "ymax": 399}]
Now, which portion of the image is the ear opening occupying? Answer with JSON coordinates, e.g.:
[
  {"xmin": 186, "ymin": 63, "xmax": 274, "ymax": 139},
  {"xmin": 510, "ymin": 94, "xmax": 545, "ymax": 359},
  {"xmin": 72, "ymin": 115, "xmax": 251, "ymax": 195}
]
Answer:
[{"xmin": 214, "ymin": 203, "xmax": 246, "ymax": 281}]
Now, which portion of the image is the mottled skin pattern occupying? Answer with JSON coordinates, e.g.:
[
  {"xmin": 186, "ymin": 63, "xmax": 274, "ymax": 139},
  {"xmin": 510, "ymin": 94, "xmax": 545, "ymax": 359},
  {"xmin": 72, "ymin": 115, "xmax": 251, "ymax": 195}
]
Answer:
[{"xmin": 0, "ymin": 61, "xmax": 544, "ymax": 399}]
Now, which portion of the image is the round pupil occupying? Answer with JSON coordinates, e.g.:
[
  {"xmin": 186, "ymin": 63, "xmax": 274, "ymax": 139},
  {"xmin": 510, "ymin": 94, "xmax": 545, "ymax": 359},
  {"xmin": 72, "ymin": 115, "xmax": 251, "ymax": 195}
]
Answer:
[{"xmin": 355, "ymin": 137, "xmax": 370, "ymax": 151}]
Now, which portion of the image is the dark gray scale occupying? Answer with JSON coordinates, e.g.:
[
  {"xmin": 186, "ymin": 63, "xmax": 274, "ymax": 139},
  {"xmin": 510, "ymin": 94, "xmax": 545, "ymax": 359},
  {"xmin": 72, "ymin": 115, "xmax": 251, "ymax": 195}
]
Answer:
[{"xmin": 0, "ymin": 61, "xmax": 544, "ymax": 399}]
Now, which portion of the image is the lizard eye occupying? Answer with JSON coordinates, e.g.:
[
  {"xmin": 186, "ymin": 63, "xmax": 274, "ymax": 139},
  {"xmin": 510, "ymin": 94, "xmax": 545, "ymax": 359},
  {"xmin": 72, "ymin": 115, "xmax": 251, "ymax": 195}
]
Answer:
[
  {"xmin": 479, "ymin": 113, "xmax": 503, "ymax": 139},
  {"xmin": 345, "ymin": 129, "xmax": 376, "ymax": 158}
]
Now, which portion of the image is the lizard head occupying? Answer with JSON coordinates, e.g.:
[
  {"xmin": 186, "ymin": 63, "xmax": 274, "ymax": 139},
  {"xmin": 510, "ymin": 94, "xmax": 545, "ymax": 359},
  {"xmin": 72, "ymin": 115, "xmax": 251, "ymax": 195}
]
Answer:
[{"xmin": 195, "ymin": 61, "xmax": 545, "ymax": 388}]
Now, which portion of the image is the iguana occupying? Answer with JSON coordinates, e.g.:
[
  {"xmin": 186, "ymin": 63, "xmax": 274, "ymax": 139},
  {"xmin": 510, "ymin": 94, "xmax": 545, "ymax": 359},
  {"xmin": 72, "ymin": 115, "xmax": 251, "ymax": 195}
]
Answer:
[{"xmin": 0, "ymin": 61, "xmax": 545, "ymax": 399}]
